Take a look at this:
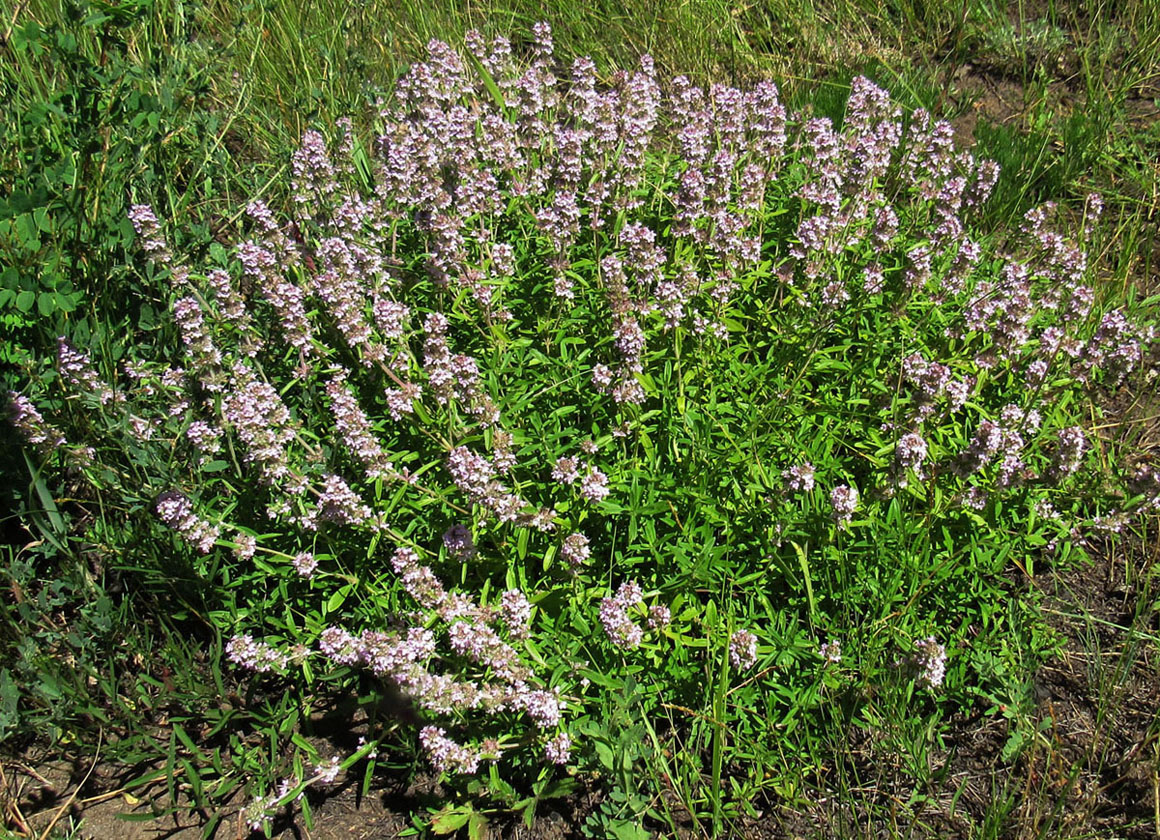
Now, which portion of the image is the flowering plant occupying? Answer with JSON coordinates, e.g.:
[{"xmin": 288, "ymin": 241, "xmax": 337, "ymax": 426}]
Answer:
[{"xmin": 8, "ymin": 23, "xmax": 1156, "ymax": 834}]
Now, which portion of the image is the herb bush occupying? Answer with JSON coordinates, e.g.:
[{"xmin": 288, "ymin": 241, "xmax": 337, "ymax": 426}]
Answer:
[{"xmin": 7, "ymin": 23, "xmax": 1158, "ymax": 836}]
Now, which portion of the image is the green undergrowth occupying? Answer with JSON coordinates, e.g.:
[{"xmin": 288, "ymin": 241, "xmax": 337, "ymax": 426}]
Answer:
[{"xmin": 1, "ymin": 2, "xmax": 1158, "ymax": 839}]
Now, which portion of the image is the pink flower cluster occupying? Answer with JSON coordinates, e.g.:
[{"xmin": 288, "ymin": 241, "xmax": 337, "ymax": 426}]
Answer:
[
  {"xmin": 57, "ymin": 338, "xmax": 116, "ymax": 405},
  {"xmin": 783, "ymin": 462, "xmax": 816, "ymax": 493},
  {"xmin": 420, "ymin": 725, "xmax": 481, "ymax": 775},
  {"xmin": 326, "ymin": 372, "xmax": 394, "ymax": 481},
  {"xmin": 222, "ymin": 362, "xmax": 301, "ymax": 487},
  {"xmin": 24, "ymin": 24, "xmax": 1146, "ymax": 794},
  {"xmin": 156, "ymin": 490, "xmax": 220, "ymax": 554},
  {"xmin": 226, "ymin": 633, "xmax": 288, "ymax": 673},
  {"xmin": 819, "ymin": 639, "xmax": 842, "ymax": 665},
  {"xmin": 729, "ymin": 629, "xmax": 758, "ymax": 671},
  {"xmin": 830, "ymin": 484, "xmax": 859, "ymax": 527},
  {"xmin": 912, "ymin": 636, "xmax": 947, "ymax": 688},
  {"xmin": 554, "ymin": 454, "xmax": 611, "ymax": 503},
  {"xmin": 600, "ymin": 581, "xmax": 650, "ymax": 650},
  {"xmin": 315, "ymin": 545, "xmax": 560, "ymax": 754},
  {"xmin": 560, "ymin": 532, "xmax": 591, "ymax": 568},
  {"xmin": 7, "ymin": 392, "xmax": 67, "ymax": 450},
  {"xmin": 446, "ymin": 444, "xmax": 528, "ymax": 523}
]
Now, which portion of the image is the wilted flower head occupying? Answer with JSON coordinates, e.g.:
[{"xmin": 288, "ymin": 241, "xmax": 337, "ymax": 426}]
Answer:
[
  {"xmin": 443, "ymin": 523, "xmax": 477, "ymax": 559},
  {"xmin": 819, "ymin": 639, "xmax": 841, "ymax": 665},
  {"xmin": 561, "ymin": 532, "xmax": 591, "ymax": 567}
]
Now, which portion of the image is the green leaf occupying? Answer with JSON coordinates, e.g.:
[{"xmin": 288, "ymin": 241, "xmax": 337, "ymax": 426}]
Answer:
[
  {"xmin": 594, "ymin": 739, "xmax": 615, "ymax": 771},
  {"xmin": 15, "ymin": 214, "xmax": 40, "ymax": 251},
  {"xmin": 608, "ymin": 819, "xmax": 651, "ymax": 840},
  {"xmin": 791, "ymin": 541, "xmax": 816, "ymax": 624},
  {"xmin": 467, "ymin": 811, "xmax": 490, "ymax": 840},
  {"xmin": 537, "ymin": 776, "xmax": 577, "ymax": 800},
  {"xmin": 53, "ymin": 291, "xmax": 79, "ymax": 313},
  {"xmin": 430, "ymin": 804, "xmax": 473, "ymax": 834},
  {"xmin": 325, "ymin": 584, "xmax": 352, "ymax": 614}
]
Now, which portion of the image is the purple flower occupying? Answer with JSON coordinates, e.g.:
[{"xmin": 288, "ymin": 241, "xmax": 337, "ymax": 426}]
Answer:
[
  {"xmin": 128, "ymin": 204, "xmax": 170, "ymax": 263},
  {"xmin": 319, "ymin": 626, "xmax": 361, "ymax": 665},
  {"xmin": 7, "ymin": 392, "xmax": 67, "ymax": 449},
  {"xmin": 443, "ymin": 524, "xmax": 477, "ymax": 559},
  {"xmin": 647, "ymin": 604, "xmax": 671, "ymax": 630},
  {"xmin": 373, "ymin": 298, "xmax": 410, "ymax": 340},
  {"xmin": 292, "ymin": 129, "xmax": 339, "ymax": 208},
  {"xmin": 862, "ymin": 264, "xmax": 886, "ymax": 294},
  {"xmin": 237, "ymin": 241, "xmax": 314, "ymax": 350},
  {"xmin": 912, "ymin": 636, "xmax": 947, "ymax": 688},
  {"xmin": 600, "ymin": 581, "xmax": 645, "ymax": 650},
  {"xmin": 544, "ymin": 732, "xmax": 572, "ymax": 765},
  {"xmin": 894, "ymin": 432, "xmax": 928, "ymax": 483},
  {"xmin": 447, "ymin": 446, "xmax": 527, "ymax": 522},
  {"xmin": 327, "ymin": 372, "xmax": 393, "ymax": 481},
  {"xmin": 961, "ymin": 486, "xmax": 988, "ymax": 511},
  {"xmin": 313, "ymin": 757, "xmax": 341, "ymax": 785},
  {"xmin": 420, "ymin": 726, "xmax": 481, "ymax": 775},
  {"xmin": 316, "ymin": 474, "xmax": 373, "ymax": 526},
  {"xmin": 447, "ymin": 621, "xmax": 529, "ymax": 684},
  {"xmin": 227, "ymin": 633, "xmax": 288, "ymax": 673},
  {"xmin": 1051, "ymin": 426, "xmax": 1087, "ymax": 480},
  {"xmin": 293, "ymin": 552, "xmax": 319, "ymax": 578},
  {"xmin": 819, "ymin": 639, "xmax": 841, "ymax": 665},
  {"xmin": 955, "ymin": 420, "xmax": 1003, "ymax": 477},
  {"xmin": 783, "ymin": 462, "xmax": 816, "ymax": 493},
  {"xmin": 222, "ymin": 363, "xmax": 297, "ymax": 484},
  {"xmin": 233, "ymin": 532, "xmax": 257, "ymax": 561},
  {"xmin": 580, "ymin": 468, "xmax": 610, "ymax": 503},
  {"xmin": 384, "ymin": 382, "xmax": 422, "ymax": 421},
  {"xmin": 561, "ymin": 533, "xmax": 591, "ymax": 567},
  {"xmin": 186, "ymin": 421, "xmax": 222, "ymax": 453},
  {"xmin": 57, "ymin": 338, "xmax": 115, "ymax": 405},
  {"xmin": 512, "ymin": 687, "xmax": 561, "ymax": 728},
  {"xmin": 591, "ymin": 364, "xmax": 614, "ymax": 392},
  {"xmin": 729, "ymin": 629, "xmax": 758, "ymax": 670},
  {"xmin": 156, "ymin": 490, "xmax": 220, "ymax": 554},
  {"xmin": 500, "ymin": 589, "xmax": 532, "ymax": 638},
  {"xmin": 552, "ymin": 456, "xmax": 581, "ymax": 485},
  {"xmin": 830, "ymin": 484, "xmax": 859, "ymax": 527}
]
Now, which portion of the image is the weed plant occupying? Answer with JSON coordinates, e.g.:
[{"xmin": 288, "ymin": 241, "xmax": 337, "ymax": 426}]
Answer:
[{"xmin": 5, "ymin": 22, "xmax": 1159, "ymax": 839}]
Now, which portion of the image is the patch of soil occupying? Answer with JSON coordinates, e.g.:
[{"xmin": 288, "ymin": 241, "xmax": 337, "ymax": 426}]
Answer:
[
  {"xmin": 4, "ymin": 723, "xmax": 607, "ymax": 840},
  {"xmin": 947, "ymin": 63, "xmax": 1033, "ymax": 144},
  {"xmin": 3, "ymin": 741, "xmax": 602, "ymax": 839},
  {"xmin": 739, "ymin": 537, "xmax": 1160, "ymax": 840}
]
